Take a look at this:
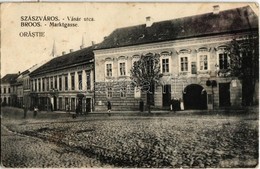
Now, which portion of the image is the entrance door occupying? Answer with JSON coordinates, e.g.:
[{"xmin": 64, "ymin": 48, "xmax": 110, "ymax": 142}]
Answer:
[
  {"xmin": 183, "ymin": 84, "xmax": 207, "ymax": 110},
  {"xmin": 163, "ymin": 85, "xmax": 171, "ymax": 107},
  {"xmin": 86, "ymin": 98, "xmax": 91, "ymax": 113},
  {"xmin": 53, "ymin": 96, "xmax": 57, "ymax": 111},
  {"xmin": 219, "ymin": 83, "xmax": 231, "ymax": 107}
]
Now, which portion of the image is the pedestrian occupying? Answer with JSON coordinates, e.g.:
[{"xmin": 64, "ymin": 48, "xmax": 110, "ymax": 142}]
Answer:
[
  {"xmin": 139, "ymin": 99, "xmax": 144, "ymax": 112},
  {"xmin": 180, "ymin": 98, "xmax": 184, "ymax": 110},
  {"xmin": 66, "ymin": 104, "xmax": 70, "ymax": 114},
  {"xmin": 107, "ymin": 101, "xmax": 111, "ymax": 116},
  {"xmin": 23, "ymin": 105, "xmax": 27, "ymax": 118},
  {"xmin": 33, "ymin": 106, "xmax": 38, "ymax": 118},
  {"xmin": 170, "ymin": 99, "xmax": 175, "ymax": 112}
]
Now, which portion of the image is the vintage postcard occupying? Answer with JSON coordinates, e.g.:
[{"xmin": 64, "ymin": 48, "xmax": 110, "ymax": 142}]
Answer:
[{"xmin": 1, "ymin": 2, "xmax": 259, "ymax": 168}]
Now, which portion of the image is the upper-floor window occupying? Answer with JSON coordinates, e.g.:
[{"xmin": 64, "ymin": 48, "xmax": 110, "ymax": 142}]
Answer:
[
  {"xmin": 50, "ymin": 77, "xmax": 53, "ymax": 89},
  {"xmin": 54, "ymin": 76, "xmax": 57, "ymax": 89},
  {"xmin": 46, "ymin": 78, "xmax": 49, "ymax": 91},
  {"xmin": 86, "ymin": 71, "xmax": 91, "ymax": 90},
  {"xmin": 78, "ymin": 73, "xmax": 82, "ymax": 90},
  {"xmin": 38, "ymin": 79, "xmax": 41, "ymax": 92},
  {"xmin": 106, "ymin": 63, "xmax": 112, "ymax": 77},
  {"xmin": 180, "ymin": 57, "xmax": 188, "ymax": 71},
  {"xmin": 42, "ymin": 78, "xmax": 45, "ymax": 91},
  {"xmin": 178, "ymin": 49, "xmax": 191, "ymax": 73},
  {"xmin": 119, "ymin": 62, "xmax": 126, "ymax": 76},
  {"xmin": 59, "ymin": 76, "xmax": 62, "ymax": 91},
  {"xmin": 4, "ymin": 87, "xmax": 6, "ymax": 93},
  {"xmin": 162, "ymin": 58, "xmax": 169, "ymax": 73},
  {"xmin": 132, "ymin": 55, "xmax": 140, "ymax": 67},
  {"xmin": 219, "ymin": 53, "xmax": 228, "ymax": 70},
  {"xmin": 216, "ymin": 46, "xmax": 229, "ymax": 70},
  {"xmin": 161, "ymin": 51, "xmax": 171, "ymax": 73},
  {"xmin": 71, "ymin": 74, "xmax": 75, "ymax": 90},
  {"xmin": 199, "ymin": 55, "xmax": 208, "ymax": 70},
  {"xmin": 34, "ymin": 79, "xmax": 37, "ymax": 91},
  {"xmin": 64, "ymin": 75, "xmax": 68, "ymax": 91}
]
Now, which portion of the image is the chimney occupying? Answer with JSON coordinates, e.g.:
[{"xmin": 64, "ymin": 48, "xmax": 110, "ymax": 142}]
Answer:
[
  {"xmin": 213, "ymin": 5, "xmax": 220, "ymax": 14},
  {"xmin": 70, "ymin": 49, "xmax": 74, "ymax": 53},
  {"xmin": 145, "ymin": 16, "xmax": 153, "ymax": 27},
  {"xmin": 92, "ymin": 41, "xmax": 95, "ymax": 46},
  {"xmin": 62, "ymin": 51, "xmax": 66, "ymax": 55}
]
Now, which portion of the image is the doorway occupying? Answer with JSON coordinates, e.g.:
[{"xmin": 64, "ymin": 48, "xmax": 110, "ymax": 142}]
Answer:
[
  {"xmin": 163, "ymin": 85, "xmax": 171, "ymax": 107},
  {"xmin": 219, "ymin": 83, "xmax": 231, "ymax": 107},
  {"xmin": 183, "ymin": 84, "xmax": 207, "ymax": 110}
]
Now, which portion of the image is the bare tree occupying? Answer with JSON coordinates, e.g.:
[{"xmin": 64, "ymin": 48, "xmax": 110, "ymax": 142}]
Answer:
[{"xmin": 130, "ymin": 53, "xmax": 163, "ymax": 113}]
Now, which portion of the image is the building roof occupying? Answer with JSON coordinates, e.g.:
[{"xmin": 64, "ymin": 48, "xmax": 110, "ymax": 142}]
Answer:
[
  {"xmin": 30, "ymin": 45, "xmax": 95, "ymax": 77},
  {"xmin": 1, "ymin": 74, "xmax": 19, "ymax": 84},
  {"xmin": 96, "ymin": 6, "xmax": 258, "ymax": 50}
]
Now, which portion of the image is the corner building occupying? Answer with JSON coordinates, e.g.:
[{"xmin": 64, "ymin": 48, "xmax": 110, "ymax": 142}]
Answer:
[
  {"xmin": 94, "ymin": 6, "xmax": 258, "ymax": 111},
  {"xmin": 29, "ymin": 46, "xmax": 95, "ymax": 112}
]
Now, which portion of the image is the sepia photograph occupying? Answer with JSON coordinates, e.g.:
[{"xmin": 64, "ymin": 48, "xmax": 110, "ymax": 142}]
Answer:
[{"xmin": 0, "ymin": 2, "xmax": 259, "ymax": 168}]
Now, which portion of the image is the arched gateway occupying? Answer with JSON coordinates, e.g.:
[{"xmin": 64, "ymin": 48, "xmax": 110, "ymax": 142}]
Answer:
[{"xmin": 183, "ymin": 84, "xmax": 207, "ymax": 110}]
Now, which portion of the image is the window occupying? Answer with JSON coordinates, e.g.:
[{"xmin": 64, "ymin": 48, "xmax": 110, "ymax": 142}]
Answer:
[
  {"xmin": 54, "ymin": 76, "xmax": 57, "ymax": 89},
  {"xmin": 71, "ymin": 98, "xmax": 75, "ymax": 111},
  {"xmin": 59, "ymin": 97, "xmax": 62, "ymax": 110},
  {"xmin": 4, "ymin": 87, "xmax": 6, "ymax": 93},
  {"xmin": 71, "ymin": 74, "xmax": 75, "ymax": 90},
  {"xmin": 65, "ymin": 76, "xmax": 68, "ymax": 90},
  {"xmin": 199, "ymin": 55, "xmax": 208, "ymax": 70},
  {"xmin": 106, "ymin": 63, "xmax": 112, "ymax": 77},
  {"xmin": 120, "ymin": 87, "xmax": 126, "ymax": 98},
  {"xmin": 162, "ymin": 58, "xmax": 169, "ymax": 73},
  {"xmin": 119, "ymin": 62, "xmax": 126, "ymax": 76},
  {"xmin": 38, "ymin": 79, "xmax": 41, "ymax": 92},
  {"xmin": 219, "ymin": 53, "xmax": 228, "ymax": 70},
  {"xmin": 42, "ymin": 78, "xmax": 45, "ymax": 91},
  {"xmin": 86, "ymin": 71, "xmax": 91, "ymax": 90},
  {"xmin": 59, "ymin": 76, "xmax": 62, "ymax": 91},
  {"xmin": 46, "ymin": 78, "xmax": 49, "ymax": 91},
  {"xmin": 78, "ymin": 73, "xmax": 82, "ymax": 90},
  {"xmin": 191, "ymin": 62, "xmax": 197, "ymax": 74},
  {"xmin": 107, "ymin": 87, "xmax": 113, "ymax": 98},
  {"xmin": 34, "ymin": 79, "xmax": 37, "ymax": 91},
  {"xmin": 132, "ymin": 55, "xmax": 140, "ymax": 67},
  {"xmin": 50, "ymin": 77, "xmax": 53, "ymax": 89},
  {"xmin": 180, "ymin": 57, "xmax": 188, "ymax": 71}
]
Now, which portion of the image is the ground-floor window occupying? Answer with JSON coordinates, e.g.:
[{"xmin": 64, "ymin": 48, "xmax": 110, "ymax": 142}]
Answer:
[
  {"xmin": 71, "ymin": 98, "xmax": 75, "ymax": 111},
  {"xmin": 59, "ymin": 97, "xmax": 62, "ymax": 110}
]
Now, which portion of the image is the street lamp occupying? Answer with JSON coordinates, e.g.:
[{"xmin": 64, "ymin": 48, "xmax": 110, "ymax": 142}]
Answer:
[{"xmin": 206, "ymin": 79, "xmax": 217, "ymax": 110}]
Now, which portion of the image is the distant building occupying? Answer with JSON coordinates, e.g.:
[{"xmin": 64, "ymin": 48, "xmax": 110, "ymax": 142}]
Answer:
[
  {"xmin": 29, "ymin": 46, "xmax": 95, "ymax": 112},
  {"xmin": 94, "ymin": 6, "xmax": 258, "ymax": 111},
  {"xmin": 1, "ymin": 74, "xmax": 19, "ymax": 106}
]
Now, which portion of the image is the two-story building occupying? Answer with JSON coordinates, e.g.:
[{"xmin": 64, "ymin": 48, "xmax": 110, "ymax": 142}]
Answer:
[
  {"xmin": 29, "ymin": 46, "xmax": 95, "ymax": 112},
  {"xmin": 1, "ymin": 74, "xmax": 19, "ymax": 106},
  {"xmin": 94, "ymin": 6, "xmax": 258, "ymax": 111}
]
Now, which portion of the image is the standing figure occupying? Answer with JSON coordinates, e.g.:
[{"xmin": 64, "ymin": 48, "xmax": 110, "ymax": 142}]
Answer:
[
  {"xmin": 107, "ymin": 101, "xmax": 111, "ymax": 116},
  {"xmin": 66, "ymin": 104, "xmax": 70, "ymax": 114},
  {"xmin": 33, "ymin": 106, "xmax": 38, "ymax": 118},
  {"xmin": 23, "ymin": 105, "xmax": 27, "ymax": 118}
]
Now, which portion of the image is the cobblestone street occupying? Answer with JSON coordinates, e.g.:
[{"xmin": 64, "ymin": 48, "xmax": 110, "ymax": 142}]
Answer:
[
  {"xmin": 1, "ymin": 107, "xmax": 258, "ymax": 168},
  {"xmin": 1, "ymin": 124, "xmax": 111, "ymax": 168}
]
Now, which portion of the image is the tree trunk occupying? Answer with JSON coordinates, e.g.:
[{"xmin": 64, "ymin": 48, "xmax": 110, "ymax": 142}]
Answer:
[{"xmin": 147, "ymin": 92, "xmax": 151, "ymax": 113}]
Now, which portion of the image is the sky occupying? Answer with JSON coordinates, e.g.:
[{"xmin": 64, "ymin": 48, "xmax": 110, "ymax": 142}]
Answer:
[{"xmin": 1, "ymin": 2, "xmax": 258, "ymax": 76}]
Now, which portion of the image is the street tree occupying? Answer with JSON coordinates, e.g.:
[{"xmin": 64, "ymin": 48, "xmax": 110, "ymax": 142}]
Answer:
[
  {"xmin": 227, "ymin": 35, "xmax": 259, "ymax": 106},
  {"xmin": 130, "ymin": 53, "xmax": 163, "ymax": 113}
]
